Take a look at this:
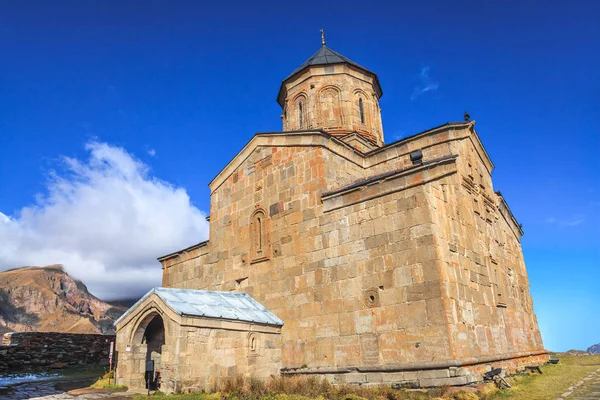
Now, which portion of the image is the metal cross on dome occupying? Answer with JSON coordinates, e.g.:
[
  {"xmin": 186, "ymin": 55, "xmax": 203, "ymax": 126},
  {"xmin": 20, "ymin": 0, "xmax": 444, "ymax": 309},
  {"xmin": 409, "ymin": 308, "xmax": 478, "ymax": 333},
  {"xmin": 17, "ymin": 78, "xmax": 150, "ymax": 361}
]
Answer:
[{"xmin": 320, "ymin": 29, "xmax": 326, "ymax": 46}]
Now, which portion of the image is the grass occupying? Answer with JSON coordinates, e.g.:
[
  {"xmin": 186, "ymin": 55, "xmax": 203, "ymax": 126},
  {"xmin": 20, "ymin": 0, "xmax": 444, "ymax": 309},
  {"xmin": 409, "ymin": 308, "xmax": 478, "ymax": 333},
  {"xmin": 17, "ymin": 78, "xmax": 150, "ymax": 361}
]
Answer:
[
  {"xmin": 90, "ymin": 370, "xmax": 128, "ymax": 390},
  {"xmin": 488, "ymin": 354, "xmax": 600, "ymax": 400},
  {"xmin": 132, "ymin": 355, "xmax": 600, "ymax": 400},
  {"xmin": 51, "ymin": 364, "xmax": 107, "ymax": 380},
  {"xmin": 134, "ymin": 375, "xmax": 441, "ymax": 400},
  {"xmin": 135, "ymin": 393, "xmax": 220, "ymax": 400}
]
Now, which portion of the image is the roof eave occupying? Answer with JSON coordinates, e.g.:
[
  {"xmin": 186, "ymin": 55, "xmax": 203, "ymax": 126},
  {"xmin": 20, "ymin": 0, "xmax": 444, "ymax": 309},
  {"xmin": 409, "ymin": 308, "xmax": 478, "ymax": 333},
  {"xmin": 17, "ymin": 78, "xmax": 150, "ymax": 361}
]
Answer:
[
  {"xmin": 157, "ymin": 240, "xmax": 209, "ymax": 262},
  {"xmin": 276, "ymin": 64, "xmax": 383, "ymax": 107}
]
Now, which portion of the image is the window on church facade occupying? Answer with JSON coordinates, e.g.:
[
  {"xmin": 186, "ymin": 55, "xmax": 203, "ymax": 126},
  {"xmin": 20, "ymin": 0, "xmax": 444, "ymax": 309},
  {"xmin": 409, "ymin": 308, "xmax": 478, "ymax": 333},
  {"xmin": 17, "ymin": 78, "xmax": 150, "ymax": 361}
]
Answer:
[
  {"xmin": 319, "ymin": 87, "xmax": 342, "ymax": 128},
  {"xmin": 298, "ymin": 101, "xmax": 303, "ymax": 128},
  {"xmin": 248, "ymin": 333, "xmax": 258, "ymax": 355},
  {"xmin": 250, "ymin": 209, "xmax": 267, "ymax": 261},
  {"xmin": 359, "ymin": 97, "xmax": 365, "ymax": 124}
]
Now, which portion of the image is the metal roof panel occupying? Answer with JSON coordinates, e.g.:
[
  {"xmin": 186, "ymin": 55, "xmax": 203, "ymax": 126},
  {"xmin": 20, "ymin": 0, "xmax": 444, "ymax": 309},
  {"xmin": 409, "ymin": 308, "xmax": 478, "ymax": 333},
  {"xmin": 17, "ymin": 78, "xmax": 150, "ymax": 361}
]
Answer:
[{"xmin": 115, "ymin": 287, "xmax": 284, "ymax": 327}]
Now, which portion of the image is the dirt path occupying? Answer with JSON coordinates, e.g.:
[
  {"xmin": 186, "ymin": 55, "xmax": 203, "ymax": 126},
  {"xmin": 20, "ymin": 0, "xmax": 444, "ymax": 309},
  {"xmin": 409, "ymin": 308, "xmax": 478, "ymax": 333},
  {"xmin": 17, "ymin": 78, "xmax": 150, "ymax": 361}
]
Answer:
[{"xmin": 559, "ymin": 368, "xmax": 600, "ymax": 400}]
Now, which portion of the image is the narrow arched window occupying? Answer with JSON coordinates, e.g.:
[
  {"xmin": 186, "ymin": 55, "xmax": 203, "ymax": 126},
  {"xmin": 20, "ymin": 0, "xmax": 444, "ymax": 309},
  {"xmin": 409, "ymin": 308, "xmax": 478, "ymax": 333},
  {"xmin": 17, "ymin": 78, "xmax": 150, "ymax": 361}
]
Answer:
[
  {"xmin": 248, "ymin": 333, "xmax": 258, "ymax": 354},
  {"xmin": 359, "ymin": 98, "xmax": 365, "ymax": 124},
  {"xmin": 298, "ymin": 101, "xmax": 303, "ymax": 129},
  {"xmin": 256, "ymin": 216, "xmax": 262, "ymax": 250},
  {"xmin": 250, "ymin": 210, "xmax": 267, "ymax": 261}
]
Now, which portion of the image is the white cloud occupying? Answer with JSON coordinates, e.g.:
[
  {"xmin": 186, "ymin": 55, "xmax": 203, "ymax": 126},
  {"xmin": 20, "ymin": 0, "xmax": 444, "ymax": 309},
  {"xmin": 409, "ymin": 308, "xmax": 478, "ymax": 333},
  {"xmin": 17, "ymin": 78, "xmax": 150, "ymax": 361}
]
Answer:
[
  {"xmin": 411, "ymin": 66, "xmax": 439, "ymax": 101},
  {"xmin": 564, "ymin": 216, "xmax": 586, "ymax": 226},
  {"xmin": 544, "ymin": 215, "xmax": 586, "ymax": 227},
  {"xmin": 147, "ymin": 148, "xmax": 156, "ymax": 157},
  {"xmin": 0, "ymin": 212, "xmax": 10, "ymax": 224},
  {"xmin": 390, "ymin": 131, "xmax": 406, "ymax": 142},
  {"xmin": 0, "ymin": 142, "xmax": 209, "ymax": 300}
]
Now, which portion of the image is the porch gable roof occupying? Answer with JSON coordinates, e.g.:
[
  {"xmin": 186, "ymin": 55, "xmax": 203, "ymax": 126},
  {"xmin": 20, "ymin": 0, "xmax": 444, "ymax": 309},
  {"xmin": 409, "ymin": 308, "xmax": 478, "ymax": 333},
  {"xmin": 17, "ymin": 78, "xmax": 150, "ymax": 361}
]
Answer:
[{"xmin": 115, "ymin": 287, "xmax": 284, "ymax": 327}]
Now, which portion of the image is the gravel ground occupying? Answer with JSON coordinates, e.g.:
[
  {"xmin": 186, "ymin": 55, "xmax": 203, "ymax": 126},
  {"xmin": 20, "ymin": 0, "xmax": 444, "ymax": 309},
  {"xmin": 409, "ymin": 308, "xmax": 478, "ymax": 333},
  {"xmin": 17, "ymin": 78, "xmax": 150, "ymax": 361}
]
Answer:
[{"xmin": 0, "ymin": 378, "xmax": 131, "ymax": 400}]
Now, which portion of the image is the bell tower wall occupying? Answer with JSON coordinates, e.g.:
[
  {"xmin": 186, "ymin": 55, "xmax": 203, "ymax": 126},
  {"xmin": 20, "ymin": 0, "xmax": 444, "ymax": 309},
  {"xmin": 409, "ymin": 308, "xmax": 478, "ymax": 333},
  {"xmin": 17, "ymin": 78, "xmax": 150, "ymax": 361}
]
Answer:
[{"xmin": 281, "ymin": 64, "xmax": 384, "ymax": 146}]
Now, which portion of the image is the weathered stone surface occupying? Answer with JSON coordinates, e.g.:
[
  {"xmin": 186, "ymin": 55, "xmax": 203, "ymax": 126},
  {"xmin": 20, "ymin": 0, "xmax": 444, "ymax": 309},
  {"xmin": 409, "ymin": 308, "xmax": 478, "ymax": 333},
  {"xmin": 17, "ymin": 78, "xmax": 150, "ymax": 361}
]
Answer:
[
  {"xmin": 280, "ymin": 61, "xmax": 384, "ymax": 146},
  {"xmin": 115, "ymin": 292, "xmax": 282, "ymax": 393},
  {"xmin": 117, "ymin": 45, "xmax": 547, "ymax": 391},
  {"xmin": 0, "ymin": 332, "xmax": 113, "ymax": 373}
]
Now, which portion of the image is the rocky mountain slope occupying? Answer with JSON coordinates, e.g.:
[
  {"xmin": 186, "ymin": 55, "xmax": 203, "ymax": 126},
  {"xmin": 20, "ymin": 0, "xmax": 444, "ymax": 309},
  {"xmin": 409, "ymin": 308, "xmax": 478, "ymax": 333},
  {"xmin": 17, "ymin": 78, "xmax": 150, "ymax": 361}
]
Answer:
[
  {"xmin": 0, "ymin": 265, "xmax": 127, "ymax": 335},
  {"xmin": 587, "ymin": 344, "xmax": 600, "ymax": 354}
]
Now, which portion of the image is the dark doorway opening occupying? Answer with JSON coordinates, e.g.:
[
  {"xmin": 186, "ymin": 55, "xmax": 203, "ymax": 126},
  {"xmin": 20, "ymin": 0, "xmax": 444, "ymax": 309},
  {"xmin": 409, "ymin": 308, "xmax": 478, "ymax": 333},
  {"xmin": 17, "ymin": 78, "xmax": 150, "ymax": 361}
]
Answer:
[{"xmin": 142, "ymin": 315, "xmax": 164, "ymax": 390}]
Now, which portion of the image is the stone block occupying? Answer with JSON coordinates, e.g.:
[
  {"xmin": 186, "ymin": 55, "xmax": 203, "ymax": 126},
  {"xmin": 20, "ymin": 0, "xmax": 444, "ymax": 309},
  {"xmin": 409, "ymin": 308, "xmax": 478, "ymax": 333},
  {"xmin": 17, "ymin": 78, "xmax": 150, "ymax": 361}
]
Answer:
[
  {"xmin": 394, "ymin": 266, "xmax": 413, "ymax": 287},
  {"xmin": 334, "ymin": 373, "xmax": 366, "ymax": 384},
  {"xmin": 418, "ymin": 375, "xmax": 475, "ymax": 387},
  {"xmin": 359, "ymin": 334, "xmax": 380, "ymax": 365},
  {"xmin": 406, "ymin": 282, "xmax": 441, "ymax": 301},
  {"xmin": 364, "ymin": 372, "xmax": 384, "ymax": 383}
]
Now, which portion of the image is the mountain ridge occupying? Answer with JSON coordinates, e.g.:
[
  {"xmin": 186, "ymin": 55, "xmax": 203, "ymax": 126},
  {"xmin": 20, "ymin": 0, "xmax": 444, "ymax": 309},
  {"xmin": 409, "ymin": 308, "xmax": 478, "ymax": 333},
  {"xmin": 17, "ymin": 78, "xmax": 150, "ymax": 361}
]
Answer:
[
  {"xmin": 587, "ymin": 343, "xmax": 600, "ymax": 354},
  {"xmin": 0, "ymin": 264, "xmax": 128, "ymax": 335}
]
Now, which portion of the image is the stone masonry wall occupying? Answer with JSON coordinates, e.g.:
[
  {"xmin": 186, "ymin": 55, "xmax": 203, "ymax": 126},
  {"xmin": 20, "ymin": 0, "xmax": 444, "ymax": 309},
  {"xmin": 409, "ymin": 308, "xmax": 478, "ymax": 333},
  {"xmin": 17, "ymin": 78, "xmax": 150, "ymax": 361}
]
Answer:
[
  {"xmin": 427, "ymin": 136, "xmax": 545, "ymax": 360},
  {"xmin": 281, "ymin": 64, "xmax": 384, "ymax": 145},
  {"xmin": 159, "ymin": 124, "xmax": 546, "ymax": 385},
  {"xmin": 0, "ymin": 332, "xmax": 114, "ymax": 372},
  {"xmin": 175, "ymin": 326, "xmax": 281, "ymax": 393},
  {"xmin": 115, "ymin": 294, "xmax": 282, "ymax": 394},
  {"xmin": 163, "ymin": 142, "xmax": 455, "ymax": 370}
]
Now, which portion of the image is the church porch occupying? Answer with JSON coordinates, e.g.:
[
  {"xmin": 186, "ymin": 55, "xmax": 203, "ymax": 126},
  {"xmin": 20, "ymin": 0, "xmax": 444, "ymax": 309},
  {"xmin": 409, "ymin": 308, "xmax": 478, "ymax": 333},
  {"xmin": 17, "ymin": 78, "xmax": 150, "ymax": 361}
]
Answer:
[{"xmin": 114, "ymin": 287, "xmax": 283, "ymax": 393}]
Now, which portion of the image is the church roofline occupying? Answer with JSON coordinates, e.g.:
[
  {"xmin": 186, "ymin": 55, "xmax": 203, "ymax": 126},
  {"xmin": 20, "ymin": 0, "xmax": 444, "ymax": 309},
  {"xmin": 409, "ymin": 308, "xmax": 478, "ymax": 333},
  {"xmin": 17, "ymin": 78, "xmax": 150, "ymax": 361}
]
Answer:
[
  {"xmin": 277, "ymin": 45, "xmax": 383, "ymax": 107},
  {"xmin": 495, "ymin": 191, "xmax": 525, "ymax": 238},
  {"xmin": 157, "ymin": 240, "xmax": 209, "ymax": 262},
  {"xmin": 208, "ymin": 121, "xmax": 495, "ymax": 194},
  {"xmin": 284, "ymin": 45, "xmax": 376, "ymax": 82},
  {"xmin": 115, "ymin": 287, "xmax": 284, "ymax": 328},
  {"xmin": 340, "ymin": 132, "xmax": 380, "ymax": 149},
  {"xmin": 207, "ymin": 129, "xmax": 368, "ymax": 191},
  {"xmin": 366, "ymin": 121, "xmax": 466, "ymax": 154},
  {"xmin": 366, "ymin": 120, "xmax": 494, "ymax": 174},
  {"xmin": 322, "ymin": 154, "xmax": 458, "ymax": 199}
]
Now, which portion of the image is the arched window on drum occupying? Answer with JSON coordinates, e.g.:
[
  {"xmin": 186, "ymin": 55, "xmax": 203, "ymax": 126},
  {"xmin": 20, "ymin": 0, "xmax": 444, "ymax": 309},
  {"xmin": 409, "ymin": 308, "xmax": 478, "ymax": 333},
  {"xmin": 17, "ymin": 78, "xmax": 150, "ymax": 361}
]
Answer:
[{"xmin": 359, "ymin": 97, "xmax": 365, "ymax": 124}]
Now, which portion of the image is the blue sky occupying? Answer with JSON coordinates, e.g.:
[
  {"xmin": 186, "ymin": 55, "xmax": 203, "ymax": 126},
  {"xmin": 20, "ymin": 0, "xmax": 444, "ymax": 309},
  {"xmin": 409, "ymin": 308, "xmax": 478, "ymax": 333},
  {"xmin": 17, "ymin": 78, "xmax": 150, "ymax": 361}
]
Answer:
[{"xmin": 0, "ymin": 1, "xmax": 598, "ymax": 351}]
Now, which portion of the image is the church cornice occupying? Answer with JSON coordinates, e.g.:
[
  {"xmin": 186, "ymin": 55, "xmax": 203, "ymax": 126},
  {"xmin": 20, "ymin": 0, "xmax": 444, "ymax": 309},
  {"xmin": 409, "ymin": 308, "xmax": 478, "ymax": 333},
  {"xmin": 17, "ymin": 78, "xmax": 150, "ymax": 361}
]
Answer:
[
  {"xmin": 277, "ymin": 65, "xmax": 382, "ymax": 108},
  {"xmin": 322, "ymin": 154, "xmax": 458, "ymax": 199},
  {"xmin": 157, "ymin": 240, "xmax": 209, "ymax": 264},
  {"xmin": 277, "ymin": 45, "xmax": 383, "ymax": 107},
  {"xmin": 364, "ymin": 121, "xmax": 494, "ymax": 174},
  {"xmin": 208, "ymin": 122, "xmax": 495, "ymax": 195},
  {"xmin": 321, "ymin": 154, "xmax": 458, "ymax": 212},
  {"xmin": 495, "ymin": 191, "xmax": 525, "ymax": 240},
  {"xmin": 208, "ymin": 130, "xmax": 368, "ymax": 193}
]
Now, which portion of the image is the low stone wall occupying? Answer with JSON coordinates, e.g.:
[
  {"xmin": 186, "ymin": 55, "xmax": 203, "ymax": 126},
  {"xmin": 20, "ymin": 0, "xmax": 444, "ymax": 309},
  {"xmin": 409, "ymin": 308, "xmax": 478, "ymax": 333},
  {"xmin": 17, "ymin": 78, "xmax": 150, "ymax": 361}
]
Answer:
[
  {"xmin": 283, "ymin": 351, "xmax": 550, "ymax": 387},
  {"xmin": 0, "ymin": 332, "xmax": 115, "ymax": 372}
]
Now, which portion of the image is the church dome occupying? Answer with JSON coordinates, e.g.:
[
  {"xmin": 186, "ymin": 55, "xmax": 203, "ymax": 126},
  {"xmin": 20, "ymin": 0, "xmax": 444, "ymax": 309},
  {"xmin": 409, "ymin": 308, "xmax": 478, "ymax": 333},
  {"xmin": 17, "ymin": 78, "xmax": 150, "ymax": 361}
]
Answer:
[
  {"xmin": 278, "ymin": 38, "xmax": 385, "ymax": 147},
  {"xmin": 277, "ymin": 45, "xmax": 383, "ymax": 107}
]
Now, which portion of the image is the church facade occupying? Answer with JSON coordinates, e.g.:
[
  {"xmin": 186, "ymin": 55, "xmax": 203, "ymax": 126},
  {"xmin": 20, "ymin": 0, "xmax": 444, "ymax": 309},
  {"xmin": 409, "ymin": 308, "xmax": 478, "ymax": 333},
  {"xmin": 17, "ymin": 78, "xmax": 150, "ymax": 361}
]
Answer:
[{"xmin": 115, "ymin": 41, "xmax": 547, "ymax": 393}]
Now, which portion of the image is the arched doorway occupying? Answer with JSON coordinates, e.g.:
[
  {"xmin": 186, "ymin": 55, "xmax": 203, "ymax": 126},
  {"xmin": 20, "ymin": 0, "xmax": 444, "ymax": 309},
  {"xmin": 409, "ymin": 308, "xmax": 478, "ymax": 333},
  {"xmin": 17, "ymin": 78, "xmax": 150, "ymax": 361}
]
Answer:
[
  {"xmin": 142, "ymin": 314, "xmax": 165, "ymax": 367},
  {"xmin": 131, "ymin": 311, "xmax": 165, "ymax": 389}
]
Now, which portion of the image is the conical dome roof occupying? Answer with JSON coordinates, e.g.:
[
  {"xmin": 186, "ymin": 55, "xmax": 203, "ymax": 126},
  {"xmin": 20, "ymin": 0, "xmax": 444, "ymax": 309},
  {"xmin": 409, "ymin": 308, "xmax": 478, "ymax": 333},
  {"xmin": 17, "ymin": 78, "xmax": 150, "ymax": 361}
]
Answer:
[
  {"xmin": 278, "ymin": 45, "xmax": 382, "ymax": 106},
  {"xmin": 285, "ymin": 45, "xmax": 374, "ymax": 80}
]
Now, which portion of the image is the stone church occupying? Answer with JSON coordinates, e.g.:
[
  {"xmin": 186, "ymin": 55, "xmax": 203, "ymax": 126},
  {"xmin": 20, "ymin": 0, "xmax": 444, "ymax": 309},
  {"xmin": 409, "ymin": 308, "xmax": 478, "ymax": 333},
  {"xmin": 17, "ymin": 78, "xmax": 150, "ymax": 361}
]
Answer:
[{"xmin": 115, "ymin": 39, "xmax": 547, "ymax": 393}]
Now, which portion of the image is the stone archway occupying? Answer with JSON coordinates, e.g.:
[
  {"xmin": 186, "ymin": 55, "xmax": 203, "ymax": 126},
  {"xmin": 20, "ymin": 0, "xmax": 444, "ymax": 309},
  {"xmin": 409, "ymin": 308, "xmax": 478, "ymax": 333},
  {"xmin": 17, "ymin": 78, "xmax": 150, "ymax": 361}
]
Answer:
[
  {"xmin": 142, "ymin": 314, "xmax": 165, "ymax": 368},
  {"xmin": 130, "ymin": 311, "xmax": 166, "ymax": 386}
]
